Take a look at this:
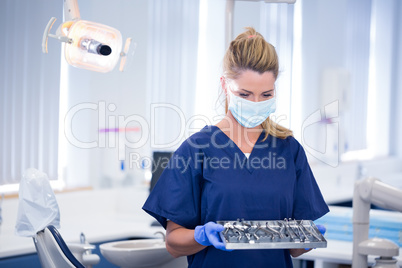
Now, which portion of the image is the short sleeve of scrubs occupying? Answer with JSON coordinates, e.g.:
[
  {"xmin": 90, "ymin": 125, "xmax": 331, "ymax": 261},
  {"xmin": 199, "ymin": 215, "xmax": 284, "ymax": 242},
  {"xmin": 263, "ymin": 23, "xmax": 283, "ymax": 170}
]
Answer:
[
  {"xmin": 288, "ymin": 137, "xmax": 330, "ymax": 220},
  {"xmin": 142, "ymin": 138, "xmax": 203, "ymax": 229}
]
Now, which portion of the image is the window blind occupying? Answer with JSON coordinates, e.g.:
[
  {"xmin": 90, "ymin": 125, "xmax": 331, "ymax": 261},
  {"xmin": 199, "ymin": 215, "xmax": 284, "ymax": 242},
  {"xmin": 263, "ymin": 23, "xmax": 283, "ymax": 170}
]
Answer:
[
  {"xmin": 344, "ymin": 0, "xmax": 372, "ymax": 152},
  {"xmin": 147, "ymin": 0, "xmax": 200, "ymax": 150},
  {"xmin": 0, "ymin": 0, "xmax": 62, "ymax": 185}
]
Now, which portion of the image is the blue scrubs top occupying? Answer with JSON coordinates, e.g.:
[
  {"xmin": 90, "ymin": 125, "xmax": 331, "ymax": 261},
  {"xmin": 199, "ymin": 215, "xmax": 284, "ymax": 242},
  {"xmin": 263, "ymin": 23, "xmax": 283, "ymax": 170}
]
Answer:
[{"xmin": 143, "ymin": 125, "xmax": 329, "ymax": 268}]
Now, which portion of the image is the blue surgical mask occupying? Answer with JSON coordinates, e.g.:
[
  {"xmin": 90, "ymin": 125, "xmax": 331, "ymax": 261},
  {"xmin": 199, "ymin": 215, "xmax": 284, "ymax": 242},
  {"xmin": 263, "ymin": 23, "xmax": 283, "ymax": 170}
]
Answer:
[{"xmin": 228, "ymin": 90, "xmax": 276, "ymax": 128}]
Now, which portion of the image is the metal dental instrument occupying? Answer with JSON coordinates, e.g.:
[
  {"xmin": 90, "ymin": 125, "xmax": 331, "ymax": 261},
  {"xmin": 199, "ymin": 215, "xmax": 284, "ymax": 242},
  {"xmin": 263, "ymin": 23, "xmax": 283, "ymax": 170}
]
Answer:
[
  {"xmin": 301, "ymin": 220, "xmax": 322, "ymax": 241},
  {"xmin": 252, "ymin": 231, "xmax": 260, "ymax": 240},
  {"xmin": 298, "ymin": 221, "xmax": 317, "ymax": 242},
  {"xmin": 243, "ymin": 225, "xmax": 253, "ymax": 242},
  {"xmin": 222, "ymin": 222, "xmax": 243, "ymax": 241},
  {"xmin": 223, "ymin": 222, "xmax": 231, "ymax": 235},
  {"xmin": 232, "ymin": 223, "xmax": 244, "ymax": 241},
  {"xmin": 290, "ymin": 219, "xmax": 304, "ymax": 241},
  {"xmin": 277, "ymin": 221, "xmax": 286, "ymax": 237},
  {"xmin": 296, "ymin": 222, "xmax": 309, "ymax": 243},
  {"xmin": 255, "ymin": 223, "xmax": 274, "ymax": 239},
  {"xmin": 265, "ymin": 222, "xmax": 284, "ymax": 238},
  {"xmin": 285, "ymin": 218, "xmax": 300, "ymax": 242}
]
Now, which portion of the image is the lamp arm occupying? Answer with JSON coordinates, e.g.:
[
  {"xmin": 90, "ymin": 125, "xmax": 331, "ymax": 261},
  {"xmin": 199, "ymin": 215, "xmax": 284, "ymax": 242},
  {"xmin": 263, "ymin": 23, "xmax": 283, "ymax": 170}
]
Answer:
[
  {"xmin": 64, "ymin": 0, "xmax": 81, "ymax": 21},
  {"xmin": 369, "ymin": 179, "xmax": 402, "ymax": 212},
  {"xmin": 352, "ymin": 177, "xmax": 402, "ymax": 268}
]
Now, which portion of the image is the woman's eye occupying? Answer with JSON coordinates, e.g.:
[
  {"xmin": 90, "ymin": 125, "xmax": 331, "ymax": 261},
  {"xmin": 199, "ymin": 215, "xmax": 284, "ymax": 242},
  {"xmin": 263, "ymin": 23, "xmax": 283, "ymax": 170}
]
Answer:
[
  {"xmin": 239, "ymin": 93, "xmax": 249, "ymax": 97},
  {"xmin": 263, "ymin": 93, "xmax": 273, "ymax": 98}
]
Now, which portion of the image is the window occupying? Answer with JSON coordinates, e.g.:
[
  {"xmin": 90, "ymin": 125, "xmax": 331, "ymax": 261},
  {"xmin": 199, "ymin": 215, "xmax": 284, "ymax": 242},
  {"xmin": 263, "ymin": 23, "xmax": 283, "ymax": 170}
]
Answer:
[{"xmin": 298, "ymin": 0, "xmax": 399, "ymax": 165}]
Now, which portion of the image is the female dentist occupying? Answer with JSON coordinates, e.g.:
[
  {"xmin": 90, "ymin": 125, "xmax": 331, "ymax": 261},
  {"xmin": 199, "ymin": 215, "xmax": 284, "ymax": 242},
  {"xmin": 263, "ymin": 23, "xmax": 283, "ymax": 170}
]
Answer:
[{"xmin": 143, "ymin": 27, "xmax": 329, "ymax": 268}]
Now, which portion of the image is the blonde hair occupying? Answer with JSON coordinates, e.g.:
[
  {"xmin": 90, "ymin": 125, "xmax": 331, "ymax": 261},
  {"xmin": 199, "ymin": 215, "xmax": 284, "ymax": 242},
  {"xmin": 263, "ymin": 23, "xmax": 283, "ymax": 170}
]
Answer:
[{"xmin": 223, "ymin": 27, "xmax": 292, "ymax": 140}]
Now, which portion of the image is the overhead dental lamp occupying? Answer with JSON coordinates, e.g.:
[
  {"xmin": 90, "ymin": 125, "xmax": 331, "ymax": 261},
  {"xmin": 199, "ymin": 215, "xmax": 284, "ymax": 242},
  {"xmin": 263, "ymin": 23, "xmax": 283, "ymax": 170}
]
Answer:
[{"xmin": 42, "ymin": 0, "xmax": 132, "ymax": 73}]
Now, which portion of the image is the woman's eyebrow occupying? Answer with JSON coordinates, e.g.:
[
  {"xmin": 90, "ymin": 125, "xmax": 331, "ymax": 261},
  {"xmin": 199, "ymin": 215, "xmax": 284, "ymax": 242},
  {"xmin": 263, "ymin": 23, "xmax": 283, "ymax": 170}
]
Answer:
[{"xmin": 240, "ymin": 89, "xmax": 274, "ymax": 93}]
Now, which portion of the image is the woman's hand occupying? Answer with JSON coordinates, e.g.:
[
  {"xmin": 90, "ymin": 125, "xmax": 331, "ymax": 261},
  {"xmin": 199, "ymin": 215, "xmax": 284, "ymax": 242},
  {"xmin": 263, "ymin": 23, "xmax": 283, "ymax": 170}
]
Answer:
[
  {"xmin": 166, "ymin": 221, "xmax": 232, "ymax": 258},
  {"xmin": 290, "ymin": 224, "xmax": 326, "ymax": 258},
  {"xmin": 289, "ymin": 248, "xmax": 312, "ymax": 257},
  {"xmin": 194, "ymin": 222, "xmax": 232, "ymax": 251}
]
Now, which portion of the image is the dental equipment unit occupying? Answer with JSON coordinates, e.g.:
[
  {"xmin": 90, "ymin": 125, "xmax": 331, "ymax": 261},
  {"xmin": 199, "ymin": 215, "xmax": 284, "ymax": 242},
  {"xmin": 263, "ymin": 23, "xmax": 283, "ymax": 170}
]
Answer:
[
  {"xmin": 42, "ymin": 0, "xmax": 131, "ymax": 72},
  {"xmin": 353, "ymin": 177, "xmax": 402, "ymax": 268}
]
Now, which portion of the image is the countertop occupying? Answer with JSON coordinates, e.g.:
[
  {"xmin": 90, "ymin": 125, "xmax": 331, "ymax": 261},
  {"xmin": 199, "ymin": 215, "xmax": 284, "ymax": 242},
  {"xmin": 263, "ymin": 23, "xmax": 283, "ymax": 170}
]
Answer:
[
  {"xmin": 0, "ymin": 212, "xmax": 163, "ymax": 259},
  {"xmin": 0, "ymin": 185, "xmax": 163, "ymax": 259}
]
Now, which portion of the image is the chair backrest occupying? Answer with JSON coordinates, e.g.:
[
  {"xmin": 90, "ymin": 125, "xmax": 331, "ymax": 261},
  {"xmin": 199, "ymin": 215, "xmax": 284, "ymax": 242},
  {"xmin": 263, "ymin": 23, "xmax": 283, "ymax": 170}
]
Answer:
[
  {"xmin": 34, "ymin": 225, "xmax": 85, "ymax": 268},
  {"xmin": 150, "ymin": 151, "xmax": 173, "ymax": 192}
]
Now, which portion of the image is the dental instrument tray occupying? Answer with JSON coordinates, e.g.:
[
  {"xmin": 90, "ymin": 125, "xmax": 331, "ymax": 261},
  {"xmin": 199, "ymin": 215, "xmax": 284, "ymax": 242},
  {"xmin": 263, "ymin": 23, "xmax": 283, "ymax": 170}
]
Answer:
[{"xmin": 217, "ymin": 219, "xmax": 327, "ymax": 250}]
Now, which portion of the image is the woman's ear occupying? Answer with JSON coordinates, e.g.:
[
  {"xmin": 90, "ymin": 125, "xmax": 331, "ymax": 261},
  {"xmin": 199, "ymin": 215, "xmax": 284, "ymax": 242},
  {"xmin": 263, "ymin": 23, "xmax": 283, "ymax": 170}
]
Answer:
[{"xmin": 220, "ymin": 76, "xmax": 228, "ymax": 95}]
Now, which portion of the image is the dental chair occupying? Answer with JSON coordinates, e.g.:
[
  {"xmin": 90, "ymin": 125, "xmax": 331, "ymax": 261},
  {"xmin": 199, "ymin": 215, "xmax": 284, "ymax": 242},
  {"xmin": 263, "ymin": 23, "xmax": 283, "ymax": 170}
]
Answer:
[{"xmin": 34, "ymin": 225, "xmax": 100, "ymax": 268}]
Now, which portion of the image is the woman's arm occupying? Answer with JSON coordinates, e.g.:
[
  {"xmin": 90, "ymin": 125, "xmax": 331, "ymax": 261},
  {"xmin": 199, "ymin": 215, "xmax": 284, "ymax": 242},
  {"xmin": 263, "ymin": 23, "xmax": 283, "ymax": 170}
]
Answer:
[{"xmin": 165, "ymin": 221, "xmax": 206, "ymax": 258}]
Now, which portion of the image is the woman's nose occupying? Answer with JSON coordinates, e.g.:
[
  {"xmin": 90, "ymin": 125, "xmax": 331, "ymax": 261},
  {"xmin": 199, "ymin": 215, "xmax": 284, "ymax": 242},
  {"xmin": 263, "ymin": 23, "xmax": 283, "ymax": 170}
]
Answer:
[{"xmin": 252, "ymin": 96, "xmax": 261, "ymax": 102}]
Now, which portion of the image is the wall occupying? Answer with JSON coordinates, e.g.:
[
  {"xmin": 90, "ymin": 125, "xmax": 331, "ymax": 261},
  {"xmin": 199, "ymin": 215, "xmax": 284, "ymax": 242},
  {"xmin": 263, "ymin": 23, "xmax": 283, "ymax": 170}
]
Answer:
[
  {"xmin": 299, "ymin": 0, "xmax": 402, "ymax": 195},
  {"xmin": 393, "ymin": 1, "xmax": 402, "ymax": 158},
  {"xmin": 299, "ymin": 0, "xmax": 402, "ymax": 164},
  {"xmin": 300, "ymin": 0, "xmax": 349, "ymax": 160}
]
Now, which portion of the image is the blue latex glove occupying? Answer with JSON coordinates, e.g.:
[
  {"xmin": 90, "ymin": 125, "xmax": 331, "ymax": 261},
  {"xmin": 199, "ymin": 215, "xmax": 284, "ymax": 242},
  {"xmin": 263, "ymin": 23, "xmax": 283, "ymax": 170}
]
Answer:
[
  {"xmin": 316, "ymin": 224, "xmax": 326, "ymax": 236},
  {"xmin": 305, "ymin": 224, "xmax": 326, "ymax": 250},
  {"xmin": 194, "ymin": 222, "xmax": 231, "ymax": 251}
]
